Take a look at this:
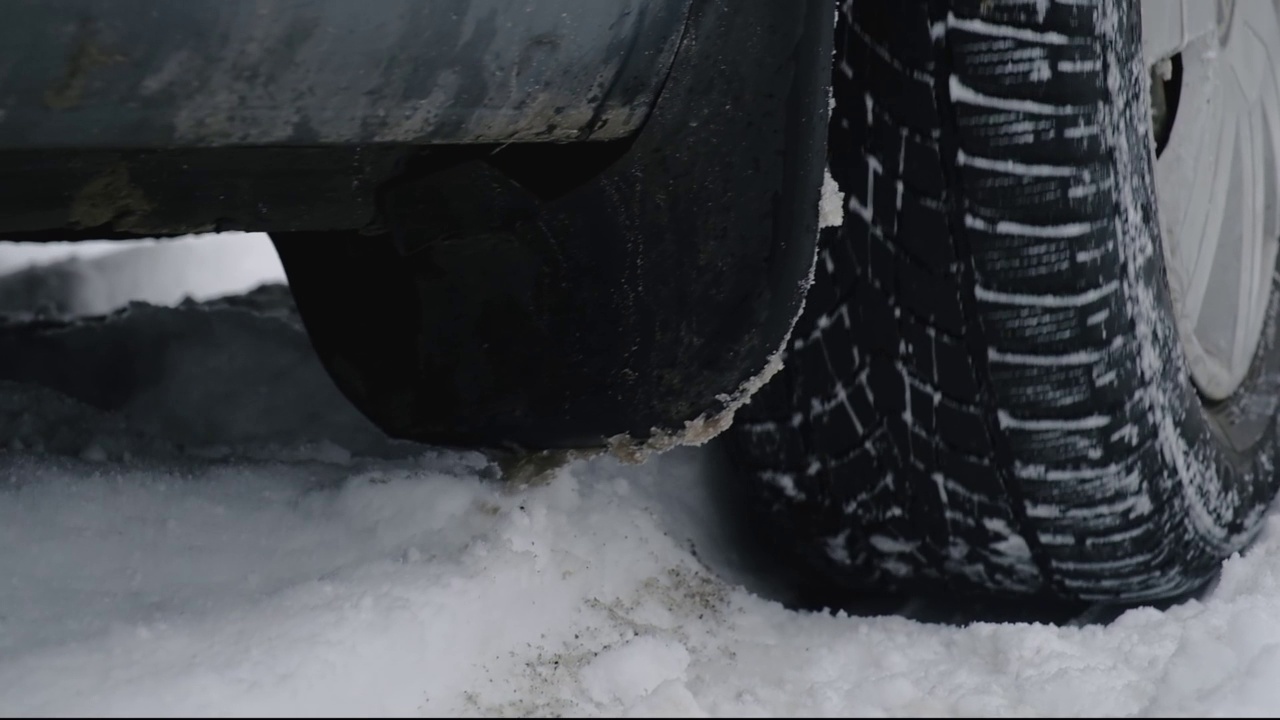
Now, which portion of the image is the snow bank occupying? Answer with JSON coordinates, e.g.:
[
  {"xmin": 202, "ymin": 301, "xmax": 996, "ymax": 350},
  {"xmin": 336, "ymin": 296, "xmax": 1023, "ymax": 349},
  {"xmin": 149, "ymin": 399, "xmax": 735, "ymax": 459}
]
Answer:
[
  {"xmin": 2, "ymin": 236, "xmax": 1280, "ymax": 716},
  {"xmin": 0, "ymin": 233, "xmax": 284, "ymax": 316},
  {"xmin": 4, "ymin": 444, "xmax": 1280, "ymax": 716}
]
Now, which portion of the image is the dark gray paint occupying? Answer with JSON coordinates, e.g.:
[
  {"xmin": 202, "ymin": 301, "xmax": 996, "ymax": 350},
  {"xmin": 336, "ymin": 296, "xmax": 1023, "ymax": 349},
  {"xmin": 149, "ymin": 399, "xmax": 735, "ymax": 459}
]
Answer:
[{"xmin": 0, "ymin": 0, "xmax": 690, "ymax": 149}]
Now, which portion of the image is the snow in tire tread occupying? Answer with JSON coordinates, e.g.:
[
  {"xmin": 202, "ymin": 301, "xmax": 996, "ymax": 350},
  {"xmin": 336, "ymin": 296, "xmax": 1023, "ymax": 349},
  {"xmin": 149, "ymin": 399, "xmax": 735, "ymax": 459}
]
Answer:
[{"xmin": 732, "ymin": 0, "xmax": 1280, "ymax": 602}]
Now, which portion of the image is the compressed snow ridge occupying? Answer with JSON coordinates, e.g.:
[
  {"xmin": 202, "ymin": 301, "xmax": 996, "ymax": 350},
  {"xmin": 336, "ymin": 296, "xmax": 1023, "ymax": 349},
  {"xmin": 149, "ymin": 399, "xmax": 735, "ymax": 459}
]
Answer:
[{"xmin": 820, "ymin": 166, "xmax": 846, "ymax": 230}]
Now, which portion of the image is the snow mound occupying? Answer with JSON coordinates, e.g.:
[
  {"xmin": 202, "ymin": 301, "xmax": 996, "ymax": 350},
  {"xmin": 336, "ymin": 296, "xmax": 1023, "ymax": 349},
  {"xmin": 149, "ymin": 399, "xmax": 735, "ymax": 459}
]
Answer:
[
  {"xmin": 2, "ymin": 236, "xmax": 1280, "ymax": 715},
  {"xmin": 0, "ymin": 285, "xmax": 401, "ymax": 460},
  {"xmin": 4, "ymin": 446, "xmax": 1280, "ymax": 716}
]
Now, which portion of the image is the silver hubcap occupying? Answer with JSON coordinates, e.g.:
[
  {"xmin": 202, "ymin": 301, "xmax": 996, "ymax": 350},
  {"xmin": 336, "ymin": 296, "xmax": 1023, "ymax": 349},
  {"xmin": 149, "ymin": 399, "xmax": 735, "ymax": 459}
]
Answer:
[{"xmin": 1142, "ymin": 0, "xmax": 1280, "ymax": 400}]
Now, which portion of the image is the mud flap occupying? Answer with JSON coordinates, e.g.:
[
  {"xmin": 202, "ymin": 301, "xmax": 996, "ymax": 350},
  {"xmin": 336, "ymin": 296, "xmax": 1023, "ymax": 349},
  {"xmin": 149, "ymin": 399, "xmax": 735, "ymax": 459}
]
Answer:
[{"xmin": 273, "ymin": 0, "xmax": 834, "ymax": 453}]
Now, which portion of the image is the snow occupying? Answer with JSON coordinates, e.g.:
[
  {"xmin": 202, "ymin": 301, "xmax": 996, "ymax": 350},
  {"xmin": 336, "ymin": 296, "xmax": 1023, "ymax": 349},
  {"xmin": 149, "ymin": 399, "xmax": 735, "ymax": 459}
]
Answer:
[
  {"xmin": 0, "ymin": 233, "xmax": 283, "ymax": 316},
  {"xmin": 2, "ymin": 236, "xmax": 1280, "ymax": 716},
  {"xmin": 945, "ymin": 13, "xmax": 1071, "ymax": 45},
  {"xmin": 819, "ymin": 167, "xmax": 845, "ymax": 229},
  {"xmin": 955, "ymin": 149, "xmax": 1078, "ymax": 178},
  {"xmin": 949, "ymin": 75, "xmax": 1081, "ymax": 116}
]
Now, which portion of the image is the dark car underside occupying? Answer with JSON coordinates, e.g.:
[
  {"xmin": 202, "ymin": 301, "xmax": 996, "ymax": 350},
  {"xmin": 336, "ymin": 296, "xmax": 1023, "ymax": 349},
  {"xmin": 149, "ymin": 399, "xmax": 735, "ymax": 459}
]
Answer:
[{"xmin": 0, "ymin": 0, "xmax": 834, "ymax": 452}]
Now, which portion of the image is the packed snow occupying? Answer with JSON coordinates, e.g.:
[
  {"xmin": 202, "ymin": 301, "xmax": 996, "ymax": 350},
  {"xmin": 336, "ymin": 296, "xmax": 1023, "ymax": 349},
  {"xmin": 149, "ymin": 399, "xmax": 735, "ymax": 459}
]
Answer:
[{"xmin": 2, "ymin": 235, "xmax": 1280, "ymax": 716}]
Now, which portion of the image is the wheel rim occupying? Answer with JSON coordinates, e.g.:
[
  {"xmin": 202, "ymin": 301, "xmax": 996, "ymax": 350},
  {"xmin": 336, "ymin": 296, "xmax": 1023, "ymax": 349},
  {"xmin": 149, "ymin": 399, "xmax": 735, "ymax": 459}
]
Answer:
[{"xmin": 1143, "ymin": 0, "xmax": 1280, "ymax": 401}]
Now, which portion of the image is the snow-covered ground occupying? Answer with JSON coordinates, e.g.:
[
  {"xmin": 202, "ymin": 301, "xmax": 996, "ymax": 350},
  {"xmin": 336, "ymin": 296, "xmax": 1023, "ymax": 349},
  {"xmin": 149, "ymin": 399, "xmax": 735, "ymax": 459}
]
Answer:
[
  {"xmin": 2, "ymin": 236, "xmax": 1280, "ymax": 716},
  {"xmin": 0, "ymin": 234, "xmax": 283, "ymax": 317}
]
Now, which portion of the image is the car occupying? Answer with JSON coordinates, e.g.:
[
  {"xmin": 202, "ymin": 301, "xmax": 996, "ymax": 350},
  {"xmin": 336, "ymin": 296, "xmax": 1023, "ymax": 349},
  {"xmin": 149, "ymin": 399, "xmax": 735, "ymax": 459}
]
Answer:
[{"xmin": 2, "ymin": 0, "xmax": 1278, "ymax": 605}]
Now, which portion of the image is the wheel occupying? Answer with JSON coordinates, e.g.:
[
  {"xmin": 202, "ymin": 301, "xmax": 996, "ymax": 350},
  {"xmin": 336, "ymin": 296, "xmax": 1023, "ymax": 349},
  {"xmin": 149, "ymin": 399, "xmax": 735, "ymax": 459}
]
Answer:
[{"xmin": 729, "ymin": 0, "xmax": 1280, "ymax": 603}]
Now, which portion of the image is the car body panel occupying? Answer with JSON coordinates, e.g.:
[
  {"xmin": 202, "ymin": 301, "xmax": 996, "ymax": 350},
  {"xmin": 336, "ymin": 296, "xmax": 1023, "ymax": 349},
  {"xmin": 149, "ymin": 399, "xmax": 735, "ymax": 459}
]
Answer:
[{"xmin": 0, "ymin": 0, "xmax": 690, "ymax": 149}]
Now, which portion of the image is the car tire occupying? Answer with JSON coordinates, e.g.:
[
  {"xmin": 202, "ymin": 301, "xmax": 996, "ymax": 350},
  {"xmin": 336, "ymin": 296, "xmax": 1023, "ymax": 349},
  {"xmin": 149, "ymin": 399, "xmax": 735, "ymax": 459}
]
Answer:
[{"xmin": 729, "ymin": 0, "xmax": 1280, "ymax": 602}]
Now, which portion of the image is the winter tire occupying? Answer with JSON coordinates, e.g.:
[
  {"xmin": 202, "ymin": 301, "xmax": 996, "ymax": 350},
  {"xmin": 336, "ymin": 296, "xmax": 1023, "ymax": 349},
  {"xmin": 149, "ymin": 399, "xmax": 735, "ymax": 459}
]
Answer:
[{"xmin": 730, "ymin": 0, "xmax": 1280, "ymax": 602}]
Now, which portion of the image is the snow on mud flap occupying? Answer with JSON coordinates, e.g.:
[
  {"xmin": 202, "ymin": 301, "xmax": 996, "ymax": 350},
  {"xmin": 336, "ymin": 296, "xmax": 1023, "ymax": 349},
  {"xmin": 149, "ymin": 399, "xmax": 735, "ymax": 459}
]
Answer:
[{"xmin": 729, "ymin": 0, "xmax": 1280, "ymax": 603}]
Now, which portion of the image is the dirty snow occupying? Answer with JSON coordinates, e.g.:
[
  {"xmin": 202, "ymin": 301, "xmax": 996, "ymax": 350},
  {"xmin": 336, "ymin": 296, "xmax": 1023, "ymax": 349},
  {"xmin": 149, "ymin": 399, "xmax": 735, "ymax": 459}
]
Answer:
[{"xmin": 1, "ymin": 236, "xmax": 1280, "ymax": 716}]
